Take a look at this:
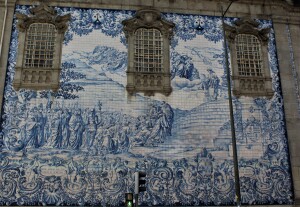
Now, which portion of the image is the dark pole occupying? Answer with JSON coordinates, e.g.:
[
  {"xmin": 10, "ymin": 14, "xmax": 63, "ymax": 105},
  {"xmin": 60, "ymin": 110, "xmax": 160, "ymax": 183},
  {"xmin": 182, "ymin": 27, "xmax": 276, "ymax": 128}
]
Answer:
[
  {"xmin": 134, "ymin": 194, "xmax": 138, "ymax": 207},
  {"xmin": 221, "ymin": 1, "xmax": 241, "ymax": 206}
]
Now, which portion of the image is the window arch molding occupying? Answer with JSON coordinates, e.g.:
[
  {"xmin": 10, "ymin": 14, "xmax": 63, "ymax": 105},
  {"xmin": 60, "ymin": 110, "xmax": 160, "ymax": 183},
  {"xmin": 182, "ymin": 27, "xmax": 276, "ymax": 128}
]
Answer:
[
  {"xmin": 13, "ymin": 2, "xmax": 70, "ymax": 91},
  {"xmin": 122, "ymin": 9, "xmax": 174, "ymax": 96},
  {"xmin": 225, "ymin": 18, "xmax": 273, "ymax": 98}
]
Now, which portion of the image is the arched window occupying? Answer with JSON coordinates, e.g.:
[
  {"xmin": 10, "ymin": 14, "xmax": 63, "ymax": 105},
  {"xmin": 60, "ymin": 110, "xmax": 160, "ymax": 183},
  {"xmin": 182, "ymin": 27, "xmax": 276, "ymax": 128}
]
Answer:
[
  {"xmin": 134, "ymin": 28, "xmax": 163, "ymax": 73},
  {"xmin": 24, "ymin": 23, "xmax": 57, "ymax": 68},
  {"xmin": 122, "ymin": 9, "xmax": 174, "ymax": 96},
  {"xmin": 13, "ymin": 3, "xmax": 70, "ymax": 91},
  {"xmin": 225, "ymin": 18, "xmax": 273, "ymax": 98},
  {"xmin": 235, "ymin": 34, "xmax": 263, "ymax": 77}
]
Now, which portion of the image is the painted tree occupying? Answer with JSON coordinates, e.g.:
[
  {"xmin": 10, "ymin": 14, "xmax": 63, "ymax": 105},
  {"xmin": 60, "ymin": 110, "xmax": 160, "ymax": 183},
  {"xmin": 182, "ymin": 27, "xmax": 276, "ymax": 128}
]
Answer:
[{"xmin": 40, "ymin": 62, "xmax": 86, "ymax": 99}]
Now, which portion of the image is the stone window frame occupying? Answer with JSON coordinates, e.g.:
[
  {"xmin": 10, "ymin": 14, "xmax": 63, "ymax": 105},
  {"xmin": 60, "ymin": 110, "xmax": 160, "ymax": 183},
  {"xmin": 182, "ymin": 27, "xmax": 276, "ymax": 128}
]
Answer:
[
  {"xmin": 122, "ymin": 9, "xmax": 174, "ymax": 96},
  {"xmin": 13, "ymin": 3, "xmax": 70, "ymax": 91},
  {"xmin": 225, "ymin": 18, "xmax": 273, "ymax": 98}
]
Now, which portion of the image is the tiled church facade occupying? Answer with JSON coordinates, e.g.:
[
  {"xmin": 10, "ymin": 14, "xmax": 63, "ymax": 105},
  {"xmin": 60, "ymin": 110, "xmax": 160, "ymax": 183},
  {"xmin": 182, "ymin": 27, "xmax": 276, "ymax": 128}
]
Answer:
[{"xmin": 0, "ymin": 0, "xmax": 300, "ymax": 206}]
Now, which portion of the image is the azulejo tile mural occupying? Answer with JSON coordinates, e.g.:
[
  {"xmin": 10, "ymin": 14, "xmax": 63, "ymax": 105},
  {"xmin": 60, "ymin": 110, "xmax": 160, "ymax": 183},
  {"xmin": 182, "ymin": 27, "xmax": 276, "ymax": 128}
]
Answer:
[{"xmin": 0, "ymin": 4, "xmax": 293, "ymax": 206}]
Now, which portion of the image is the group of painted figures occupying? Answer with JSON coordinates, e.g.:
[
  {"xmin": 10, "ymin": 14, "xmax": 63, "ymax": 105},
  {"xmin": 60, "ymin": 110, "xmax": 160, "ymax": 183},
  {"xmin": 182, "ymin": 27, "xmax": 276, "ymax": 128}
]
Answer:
[{"xmin": 3, "ymin": 99, "xmax": 174, "ymax": 154}]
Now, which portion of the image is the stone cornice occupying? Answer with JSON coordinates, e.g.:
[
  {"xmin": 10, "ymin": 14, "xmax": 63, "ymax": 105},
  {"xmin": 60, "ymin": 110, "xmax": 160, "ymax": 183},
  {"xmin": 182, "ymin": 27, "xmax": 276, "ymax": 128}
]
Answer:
[
  {"xmin": 272, "ymin": 15, "xmax": 300, "ymax": 25},
  {"xmin": 12, "ymin": 0, "xmax": 300, "ymax": 9},
  {"xmin": 243, "ymin": 0, "xmax": 300, "ymax": 12},
  {"xmin": 16, "ymin": 2, "xmax": 71, "ymax": 33},
  {"xmin": 225, "ymin": 18, "xmax": 271, "ymax": 44},
  {"xmin": 122, "ymin": 8, "xmax": 174, "ymax": 39},
  {"xmin": 0, "ymin": 0, "xmax": 17, "ymax": 7},
  {"xmin": 8, "ymin": 0, "xmax": 300, "ymax": 23}
]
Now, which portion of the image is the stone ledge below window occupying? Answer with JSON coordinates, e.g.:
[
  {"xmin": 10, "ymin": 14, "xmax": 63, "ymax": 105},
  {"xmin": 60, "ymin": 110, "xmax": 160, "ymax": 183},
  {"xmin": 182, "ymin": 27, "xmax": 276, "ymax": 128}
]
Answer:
[
  {"xmin": 13, "ymin": 67, "xmax": 61, "ymax": 91},
  {"xmin": 232, "ymin": 76, "xmax": 273, "ymax": 98},
  {"xmin": 126, "ymin": 72, "xmax": 172, "ymax": 96}
]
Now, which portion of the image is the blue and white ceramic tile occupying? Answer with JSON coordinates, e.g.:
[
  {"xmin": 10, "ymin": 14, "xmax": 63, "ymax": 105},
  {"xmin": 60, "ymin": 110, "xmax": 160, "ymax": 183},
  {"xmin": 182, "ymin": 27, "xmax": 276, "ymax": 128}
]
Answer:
[{"xmin": 0, "ymin": 5, "xmax": 293, "ymax": 206}]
